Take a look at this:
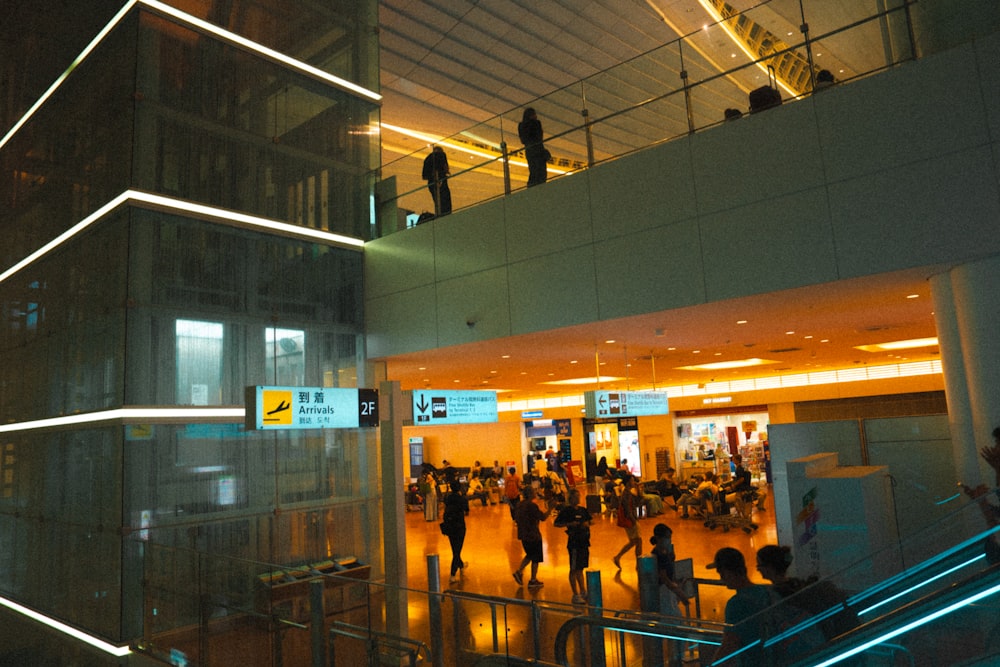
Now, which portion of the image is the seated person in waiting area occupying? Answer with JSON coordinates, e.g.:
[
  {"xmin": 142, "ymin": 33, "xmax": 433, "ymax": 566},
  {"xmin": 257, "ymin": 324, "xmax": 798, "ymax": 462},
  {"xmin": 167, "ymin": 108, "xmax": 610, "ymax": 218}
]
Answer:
[
  {"xmin": 728, "ymin": 454, "xmax": 767, "ymax": 510},
  {"xmin": 655, "ymin": 468, "xmax": 684, "ymax": 508},
  {"xmin": 676, "ymin": 475, "xmax": 704, "ymax": 518},
  {"xmin": 466, "ymin": 474, "xmax": 491, "ymax": 506}
]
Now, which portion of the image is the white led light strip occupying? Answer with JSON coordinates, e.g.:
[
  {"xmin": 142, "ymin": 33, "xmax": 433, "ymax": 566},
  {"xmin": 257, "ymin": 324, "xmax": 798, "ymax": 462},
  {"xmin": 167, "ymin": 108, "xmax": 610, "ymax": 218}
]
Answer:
[
  {"xmin": 0, "ymin": 0, "xmax": 380, "ymax": 153},
  {"xmin": 0, "ymin": 595, "xmax": 132, "ymax": 657},
  {"xmin": 139, "ymin": 0, "xmax": 380, "ymax": 102},
  {"xmin": 0, "ymin": 189, "xmax": 363, "ymax": 287},
  {"xmin": 0, "ymin": 408, "xmax": 245, "ymax": 434}
]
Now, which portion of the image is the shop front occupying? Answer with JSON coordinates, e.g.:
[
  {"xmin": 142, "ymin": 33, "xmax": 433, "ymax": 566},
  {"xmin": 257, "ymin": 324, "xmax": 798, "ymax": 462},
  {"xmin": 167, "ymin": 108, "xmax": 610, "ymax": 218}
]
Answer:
[{"xmin": 673, "ymin": 405, "xmax": 771, "ymax": 484}]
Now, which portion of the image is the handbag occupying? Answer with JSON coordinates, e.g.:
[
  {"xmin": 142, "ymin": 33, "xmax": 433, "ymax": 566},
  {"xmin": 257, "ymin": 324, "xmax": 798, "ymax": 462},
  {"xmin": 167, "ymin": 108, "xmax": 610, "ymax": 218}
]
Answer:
[{"xmin": 616, "ymin": 503, "xmax": 634, "ymax": 528}]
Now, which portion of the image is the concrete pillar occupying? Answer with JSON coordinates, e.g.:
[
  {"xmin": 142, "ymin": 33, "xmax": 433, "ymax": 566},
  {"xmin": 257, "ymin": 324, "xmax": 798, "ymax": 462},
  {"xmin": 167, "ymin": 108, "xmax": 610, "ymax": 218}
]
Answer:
[{"xmin": 931, "ymin": 254, "xmax": 1000, "ymax": 487}]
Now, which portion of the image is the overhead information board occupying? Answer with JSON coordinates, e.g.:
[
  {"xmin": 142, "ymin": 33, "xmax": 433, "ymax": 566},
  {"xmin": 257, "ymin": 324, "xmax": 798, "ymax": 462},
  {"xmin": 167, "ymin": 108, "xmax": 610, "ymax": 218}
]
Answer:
[
  {"xmin": 584, "ymin": 390, "xmax": 669, "ymax": 419},
  {"xmin": 246, "ymin": 386, "xmax": 378, "ymax": 430},
  {"xmin": 411, "ymin": 389, "xmax": 498, "ymax": 425}
]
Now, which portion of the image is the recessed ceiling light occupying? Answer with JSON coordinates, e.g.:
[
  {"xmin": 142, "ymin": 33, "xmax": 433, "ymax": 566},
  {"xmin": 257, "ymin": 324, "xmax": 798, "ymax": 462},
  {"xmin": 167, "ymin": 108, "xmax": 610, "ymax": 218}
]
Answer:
[
  {"xmin": 570, "ymin": 360, "xmax": 578, "ymax": 364},
  {"xmin": 855, "ymin": 337, "xmax": 938, "ymax": 352},
  {"xmin": 737, "ymin": 320, "xmax": 747, "ymax": 324},
  {"xmin": 786, "ymin": 331, "xmax": 795, "ymax": 335},
  {"xmin": 676, "ymin": 358, "xmax": 778, "ymax": 371},
  {"xmin": 543, "ymin": 376, "xmax": 623, "ymax": 385},
  {"xmin": 502, "ymin": 354, "xmax": 510, "ymax": 359},
  {"xmin": 906, "ymin": 294, "xmax": 919, "ymax": 299},
  {"xmin": 605, "ymin": 339, "xmax": 616, "ymax": 344}
]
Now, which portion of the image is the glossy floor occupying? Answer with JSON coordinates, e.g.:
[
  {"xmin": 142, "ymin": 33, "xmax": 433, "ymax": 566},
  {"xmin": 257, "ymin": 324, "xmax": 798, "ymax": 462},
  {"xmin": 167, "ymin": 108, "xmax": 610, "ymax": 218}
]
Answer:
[{"xmin": 403, "ymin": 487, "xmax": 778, "ymax": 622}]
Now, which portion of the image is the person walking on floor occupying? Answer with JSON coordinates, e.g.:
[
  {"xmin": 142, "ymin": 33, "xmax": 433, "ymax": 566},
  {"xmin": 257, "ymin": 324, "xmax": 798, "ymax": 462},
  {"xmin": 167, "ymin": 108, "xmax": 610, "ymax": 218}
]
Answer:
[
  {"xmin": 504, "ymin": 465, "xmax": 522, "ymax": 519},
  {"xmin": 612, "ymin": 475, "xmax": 643, "ymax": 570},
  {"xmin": 554, "ymin": 488, "xmax": 593, "ymax": 604},
  {"xmin": 512, "ymin": 486, "xmax": 552, "ymax": 588},
  {"xmin": 441, "ymin": 480, "xmax": 470, "ymax": 584}
]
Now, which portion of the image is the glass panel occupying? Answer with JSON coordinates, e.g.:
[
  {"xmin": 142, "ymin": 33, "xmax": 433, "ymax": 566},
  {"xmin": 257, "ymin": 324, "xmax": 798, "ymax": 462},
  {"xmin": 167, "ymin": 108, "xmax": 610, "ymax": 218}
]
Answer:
[
  {"xmin": 124, "ymin": 208, "xmax": 363, "ymax": 406},
  {"xmin": 135, "ymin": 10, "xmax": 379, "ymax": 239},
  {"xmin": 176, "ymin": 320, "xmax": 225, "ymax": 405},
  {"xmin": 0, "ymin": 13, "xmax": 137, "ymax": 269},
  {"xmin": 0, "ymin": 429, "xmax": 123, "ymax": 641},
  {"xmin": 266, "ymin": 327, "xmax": 305, "ymax": 386}
]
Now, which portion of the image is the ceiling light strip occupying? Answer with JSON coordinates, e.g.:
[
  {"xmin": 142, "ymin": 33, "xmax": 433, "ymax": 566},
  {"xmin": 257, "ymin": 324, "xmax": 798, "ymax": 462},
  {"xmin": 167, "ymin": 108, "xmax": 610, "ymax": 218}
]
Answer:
[
  {"xmin": 0, "ymin": 408, "xmax": 245, "ymax": 434},
  {"xmin": 139, "ymin": 0, "xmax": 380, "ymax": 103},
  {"xmin": 497, "ymin": 360, "xmax": 942, "ymax": 413},
  {"xmin": 0, "ymin": 595, "xmax": 131, "ymax": 656},
  {"xmin": 0, "ymin": 1, "xmax": 140, "ymax": 152}
]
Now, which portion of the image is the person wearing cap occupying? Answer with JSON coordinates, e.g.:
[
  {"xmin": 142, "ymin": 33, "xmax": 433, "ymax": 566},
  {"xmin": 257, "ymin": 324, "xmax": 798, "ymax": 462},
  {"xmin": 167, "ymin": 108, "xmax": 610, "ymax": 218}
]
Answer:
[
  {"xmin": 650, "ymin": 523, "xmax": 689, "ymax": 615},
  {"xmin": 756, "ymin": 545, "xmax": 857, "ymax": 642},
  {"xmin": 708, "ymin": 547, "xmax": 774, "ymax": 666}
]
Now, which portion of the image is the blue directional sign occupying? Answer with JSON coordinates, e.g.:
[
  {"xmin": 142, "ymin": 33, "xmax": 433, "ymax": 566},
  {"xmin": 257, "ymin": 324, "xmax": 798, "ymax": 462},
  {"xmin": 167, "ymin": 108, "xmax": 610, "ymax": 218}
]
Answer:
[
  {"xmin": 584, "ymin": 390, "xmax": 669, "ymax": 418},
  {"xmin": 246, "ymin": 386, "xmax": 378, "ymax": 430},
  {"xmin": 411, "ymin": 390, "xmax": 498, "ymax": 425}
]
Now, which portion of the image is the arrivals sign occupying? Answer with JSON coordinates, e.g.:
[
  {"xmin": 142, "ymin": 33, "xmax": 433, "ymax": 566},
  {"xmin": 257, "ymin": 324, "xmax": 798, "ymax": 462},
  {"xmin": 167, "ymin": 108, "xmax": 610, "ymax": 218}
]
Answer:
[
  {"xmin": 246, "ymin": 386, "xmax": 379, "ymax": 430},
  {"xmin": 411, "ymin": 389, "xmax": 498, "ymax": 425},
  {"xmin": 583, "ymin": 390, "xmax": 669, "ymax": 418}
]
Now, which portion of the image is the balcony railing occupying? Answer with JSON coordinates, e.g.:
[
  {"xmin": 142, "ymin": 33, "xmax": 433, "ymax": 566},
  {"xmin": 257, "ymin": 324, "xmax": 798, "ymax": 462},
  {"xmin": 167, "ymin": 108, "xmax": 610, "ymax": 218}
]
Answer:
[
  {"xmin": 126, "ymin": 487, "xmax": 1000, "ymax": 666},
  {"xmin": 373, "ymin": 0, "xmax": 916, "ymax": 237}
]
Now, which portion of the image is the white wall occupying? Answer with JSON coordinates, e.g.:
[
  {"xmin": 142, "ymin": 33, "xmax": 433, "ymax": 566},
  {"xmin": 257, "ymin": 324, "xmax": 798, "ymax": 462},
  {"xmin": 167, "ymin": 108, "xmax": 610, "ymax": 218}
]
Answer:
[{"xmin": 365, "ymin": 33, "xmax": 1000, "ymax": 360}]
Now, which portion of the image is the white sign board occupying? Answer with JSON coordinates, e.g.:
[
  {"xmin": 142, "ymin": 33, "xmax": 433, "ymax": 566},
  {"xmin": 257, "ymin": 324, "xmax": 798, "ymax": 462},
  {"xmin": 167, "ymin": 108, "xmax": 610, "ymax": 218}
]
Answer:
[
  {"xmin": 411, "ymin": 390, "xmax": 498, "ymax": 425},
  {"xmin": 584, "ymin": 390, "xmax": 669, "ymax": 418}
]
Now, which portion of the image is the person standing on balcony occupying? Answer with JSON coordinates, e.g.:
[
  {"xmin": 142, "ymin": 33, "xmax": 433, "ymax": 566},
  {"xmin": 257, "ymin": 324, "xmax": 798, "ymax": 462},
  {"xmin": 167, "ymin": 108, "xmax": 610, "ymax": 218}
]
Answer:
[
  {"xmin": 518, "ymin": 107, "xmax": 549, "ymax": 187},
  {"xmin": 422, "ymin": 145, "xmax": 452, "ymax": 216}
]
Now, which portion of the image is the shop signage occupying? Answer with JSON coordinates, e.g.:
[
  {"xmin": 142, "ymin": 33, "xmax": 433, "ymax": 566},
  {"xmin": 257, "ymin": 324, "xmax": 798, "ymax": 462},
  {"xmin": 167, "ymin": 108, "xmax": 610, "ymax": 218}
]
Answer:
[
  {"xmin": 411, "ymin": 389, "xmax": 498, "ymax": 425},
  {"xmin": 245, "ymin": 386, "xmax": 379, "ymax": 430},
  {"xmin": 583, "ymin": 390, "xmax": 669, "ymax": 418}
]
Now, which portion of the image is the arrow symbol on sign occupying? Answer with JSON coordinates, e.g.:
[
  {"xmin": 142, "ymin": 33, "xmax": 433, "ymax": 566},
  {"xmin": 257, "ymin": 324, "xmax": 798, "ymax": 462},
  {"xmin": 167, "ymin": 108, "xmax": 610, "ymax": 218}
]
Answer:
[
  {"xmin": 415, "ymin": 395, "xmax": 430, "ymax": 414},
  {"xmin": 598, "ymin": 395, "xmax": 607, "ymax": 408}
]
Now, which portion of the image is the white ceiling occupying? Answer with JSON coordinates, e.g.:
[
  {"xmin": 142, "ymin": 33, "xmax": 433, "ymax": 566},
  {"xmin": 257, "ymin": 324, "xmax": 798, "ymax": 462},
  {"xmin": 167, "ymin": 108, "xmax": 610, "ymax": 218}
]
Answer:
[{"xmin": 373, "ymin": 1, "xmax": 942, "ymax": 401}]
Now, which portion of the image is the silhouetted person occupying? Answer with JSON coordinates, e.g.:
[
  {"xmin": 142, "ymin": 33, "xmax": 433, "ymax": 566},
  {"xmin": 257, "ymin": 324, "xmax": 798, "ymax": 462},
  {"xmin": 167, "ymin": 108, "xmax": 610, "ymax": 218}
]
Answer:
[
  {"xmin": 814, "ymin": 69, "xmax": 836, "ymax": 91},
  {"xmin": 422, "ymin": 145, "xmax": 452, "ymax": 215},
  {"xmin": 518, "ymin": 107, "xmax": 549, "ymax": 187}
]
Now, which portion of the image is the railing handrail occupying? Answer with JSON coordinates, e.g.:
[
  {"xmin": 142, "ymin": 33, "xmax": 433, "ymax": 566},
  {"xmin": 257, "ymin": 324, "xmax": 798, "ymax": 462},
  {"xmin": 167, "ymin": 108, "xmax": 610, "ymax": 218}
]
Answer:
[{"xmin": 374, "ymin": 0, "xmax": 917, "ymax": 230}]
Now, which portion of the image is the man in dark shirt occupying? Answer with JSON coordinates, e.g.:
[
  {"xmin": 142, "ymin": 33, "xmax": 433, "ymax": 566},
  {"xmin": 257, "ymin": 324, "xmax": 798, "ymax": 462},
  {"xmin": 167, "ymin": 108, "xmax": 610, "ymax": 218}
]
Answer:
[
  {"xmin": 512, "ymin": 486, "xmax": 552, "ymax": 588},
  {"xmin": 554, "ymin": 488, "xmax": 592, "ymax": 604}
]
